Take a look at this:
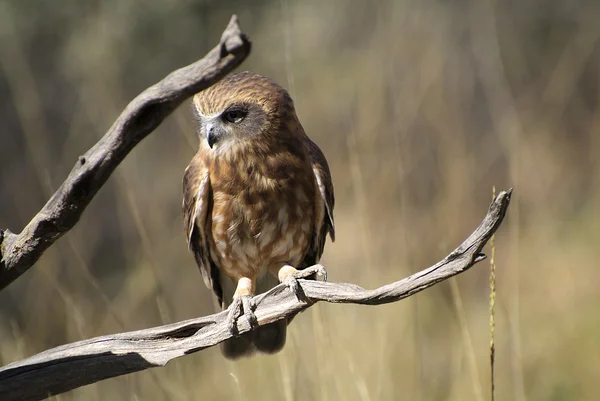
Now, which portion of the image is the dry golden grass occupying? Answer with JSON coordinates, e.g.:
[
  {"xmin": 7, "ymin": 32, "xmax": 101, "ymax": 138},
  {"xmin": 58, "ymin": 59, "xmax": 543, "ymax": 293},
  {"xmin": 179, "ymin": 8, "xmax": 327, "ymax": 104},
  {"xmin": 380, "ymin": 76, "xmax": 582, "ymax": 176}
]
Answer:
[{"xmin": 1, "ymin": 0, "xmax": 600, "ymax": 400}]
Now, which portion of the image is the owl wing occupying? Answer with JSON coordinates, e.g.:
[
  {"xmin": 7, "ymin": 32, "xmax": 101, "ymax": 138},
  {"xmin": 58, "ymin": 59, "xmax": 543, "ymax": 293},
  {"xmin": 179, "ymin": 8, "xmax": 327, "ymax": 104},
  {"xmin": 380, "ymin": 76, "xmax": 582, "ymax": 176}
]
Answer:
[
  {"xmin": 302, "ymin": 138, "xmax": 335, "ymax": 267},
  {"xmin": 182, "ymin": 153, "xmax": 223, "ymax": 305}
]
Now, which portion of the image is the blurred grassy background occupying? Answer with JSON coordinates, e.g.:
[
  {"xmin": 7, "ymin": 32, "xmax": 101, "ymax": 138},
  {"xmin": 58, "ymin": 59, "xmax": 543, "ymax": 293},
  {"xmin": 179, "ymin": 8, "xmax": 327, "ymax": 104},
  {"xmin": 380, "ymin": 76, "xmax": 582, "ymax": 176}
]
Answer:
[{"xmin": 1, "ymin": 0, "xmax": 600, "ymax": 400}]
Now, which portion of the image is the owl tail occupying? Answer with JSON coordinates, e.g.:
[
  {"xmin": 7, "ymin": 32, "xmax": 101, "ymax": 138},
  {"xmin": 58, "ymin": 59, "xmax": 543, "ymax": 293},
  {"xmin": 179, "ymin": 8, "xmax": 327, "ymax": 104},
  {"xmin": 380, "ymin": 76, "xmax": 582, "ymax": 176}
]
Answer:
[
  {"xmin": 220, "ymin": 319, "xmax": 287, "ymax": 359},
  {"xmin": 253, "ymin": 319, "xmax": 287, "ymax": 353},
  {"xmin": 219, "ymin": 273, "xmax": 288, "ymax": 359},
  {"xmin": 220, "ymin": 330, "xmax": 254, "ymax": 359}
]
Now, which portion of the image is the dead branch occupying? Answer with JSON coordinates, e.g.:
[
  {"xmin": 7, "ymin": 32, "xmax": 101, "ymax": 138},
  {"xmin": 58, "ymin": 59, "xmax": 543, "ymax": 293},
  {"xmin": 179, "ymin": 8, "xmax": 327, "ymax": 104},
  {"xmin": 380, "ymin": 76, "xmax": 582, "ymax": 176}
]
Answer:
[
  {"xmin": 0, "ymin": 190, "xmax": 512, "ymax": 401},
  {"xmin": 0, "ymin": 15, "xmax": 251, "ymax": 291}
]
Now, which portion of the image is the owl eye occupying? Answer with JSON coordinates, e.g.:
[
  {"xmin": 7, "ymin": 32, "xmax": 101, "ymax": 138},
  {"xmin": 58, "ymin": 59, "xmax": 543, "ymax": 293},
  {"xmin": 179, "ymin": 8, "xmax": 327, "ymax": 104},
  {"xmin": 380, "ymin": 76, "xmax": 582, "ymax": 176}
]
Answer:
[{"xmin": 222, "ymin": 109, "xmax": 247, "ymax": 124}]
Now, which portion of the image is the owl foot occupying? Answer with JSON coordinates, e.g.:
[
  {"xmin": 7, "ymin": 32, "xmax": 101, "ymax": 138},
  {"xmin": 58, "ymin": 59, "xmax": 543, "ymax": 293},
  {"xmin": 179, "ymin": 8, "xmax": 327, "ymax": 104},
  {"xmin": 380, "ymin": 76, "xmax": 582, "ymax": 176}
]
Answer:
[
  {"xmin": 227, "ymin": 295, "xmax": 258, "ymax": 335},
  {"xmin": 280, "ymin": 264, "xmax": 327, "ymax": 302}
]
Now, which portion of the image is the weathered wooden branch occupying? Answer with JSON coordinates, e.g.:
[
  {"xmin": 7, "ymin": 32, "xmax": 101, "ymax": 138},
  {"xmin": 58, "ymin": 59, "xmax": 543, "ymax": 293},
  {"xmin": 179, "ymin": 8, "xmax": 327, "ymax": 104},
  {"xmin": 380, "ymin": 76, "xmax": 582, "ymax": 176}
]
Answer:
[
  {"xmin": 0, "ymin": 190, "xmax": 512, "ymax": 401},
  {"xmin": 0, "ymin": 11, "xmax": 513, "ymax": 400},
  {"xmin": 0, "ymin": 15, "xmax": 251, "ymax": 291}
]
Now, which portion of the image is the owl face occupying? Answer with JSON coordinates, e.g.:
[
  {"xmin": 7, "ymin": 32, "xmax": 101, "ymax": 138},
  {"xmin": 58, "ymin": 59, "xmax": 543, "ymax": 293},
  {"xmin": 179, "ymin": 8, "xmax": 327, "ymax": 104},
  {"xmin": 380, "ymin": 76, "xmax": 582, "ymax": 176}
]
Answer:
[
  {"xmin": 192, "ymin": 72, "xmax": 296, "ymax": 153},
  {"xmin": 194, "ymin": 100, "xmax": 268, "ymax": 151}
]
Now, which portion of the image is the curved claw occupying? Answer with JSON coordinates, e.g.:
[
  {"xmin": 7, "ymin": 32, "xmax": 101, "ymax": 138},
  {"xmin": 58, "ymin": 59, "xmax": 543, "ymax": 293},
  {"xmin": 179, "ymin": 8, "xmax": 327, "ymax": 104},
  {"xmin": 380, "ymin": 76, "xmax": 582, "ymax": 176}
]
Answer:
[
  {"xmin": 226, "ymin": 297, "xmax": 243, "ymax": 334},
  {"xmin": 280, "ymin": 264, "xmax": 328, "ymax": 301},
  {"xmin": 297, "ymin": 264, "xmax": 327, "ymax": 282},
  {"xmin": 226, "ymin": 295, "xmax": 258, "ymax": 335},
  {"xmin": 311, "ymin": 264, "xmax": 327, "ymax": 282},
  {"xmin": 241, "ymin": 295, "xmax": 258, "ymax": 328},
  {"xmin": 283, "ymin": 274, "xmax": 300, "ymax": 294}
]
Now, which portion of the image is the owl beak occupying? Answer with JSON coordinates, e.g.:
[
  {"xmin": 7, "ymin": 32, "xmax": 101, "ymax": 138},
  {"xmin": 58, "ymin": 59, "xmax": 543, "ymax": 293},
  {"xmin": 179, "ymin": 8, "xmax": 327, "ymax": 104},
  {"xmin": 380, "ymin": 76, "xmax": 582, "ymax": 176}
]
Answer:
[{"xmin": 206, "ymin": 123, "xmax": 218, "ymax": 149}]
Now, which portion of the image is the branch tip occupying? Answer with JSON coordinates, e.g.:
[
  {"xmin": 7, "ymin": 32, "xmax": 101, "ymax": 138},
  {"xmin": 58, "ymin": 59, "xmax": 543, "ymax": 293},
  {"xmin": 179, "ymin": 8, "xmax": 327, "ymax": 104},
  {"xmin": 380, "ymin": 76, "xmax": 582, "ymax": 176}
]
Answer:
[
  {"xmin": 495, "ymin": 188, "xmax": 512, "ymax": 205},
  {"xmin": 221, "ymin": 15, "xmax": 251, "ymax": 56}
]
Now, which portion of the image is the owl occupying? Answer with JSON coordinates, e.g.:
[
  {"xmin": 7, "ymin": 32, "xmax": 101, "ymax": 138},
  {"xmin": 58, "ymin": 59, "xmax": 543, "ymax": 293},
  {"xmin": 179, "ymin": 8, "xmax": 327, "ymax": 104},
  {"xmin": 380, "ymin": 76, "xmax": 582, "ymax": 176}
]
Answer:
[{"xmin": 183, "ymin": 72, "xmax": 334, "ymax": 358}]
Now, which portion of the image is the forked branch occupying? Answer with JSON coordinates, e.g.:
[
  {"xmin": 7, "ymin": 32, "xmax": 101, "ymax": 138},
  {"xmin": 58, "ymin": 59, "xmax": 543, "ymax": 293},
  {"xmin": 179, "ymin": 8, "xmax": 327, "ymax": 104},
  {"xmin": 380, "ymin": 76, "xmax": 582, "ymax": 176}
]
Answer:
[
  {"xmin": 0, "ymin": 15, "xmax": 251, "ymax": 291},
  {"xmin": 0, "ymin": 190, "xmax": 512, "ymax": 401}
]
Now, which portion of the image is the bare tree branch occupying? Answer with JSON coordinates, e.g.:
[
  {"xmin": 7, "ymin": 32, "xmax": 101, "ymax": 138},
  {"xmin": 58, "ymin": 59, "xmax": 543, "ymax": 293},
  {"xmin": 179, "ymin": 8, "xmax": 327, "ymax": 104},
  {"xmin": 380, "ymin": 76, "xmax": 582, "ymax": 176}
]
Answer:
[
  {"xmin": 0, "ymin": 190, "xmax": 512, "ymax": 401},
  {"xmin": 0, "ymin": 15, "xmax": 251, "ymax": 291}
]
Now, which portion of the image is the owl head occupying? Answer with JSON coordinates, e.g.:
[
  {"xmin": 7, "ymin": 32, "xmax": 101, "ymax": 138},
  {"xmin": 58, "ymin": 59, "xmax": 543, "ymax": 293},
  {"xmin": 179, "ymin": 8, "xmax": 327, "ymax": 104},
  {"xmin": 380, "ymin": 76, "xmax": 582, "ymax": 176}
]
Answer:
[{"xmin": 192, "ymin": 72, "xmax": 298, "ymax": 153}]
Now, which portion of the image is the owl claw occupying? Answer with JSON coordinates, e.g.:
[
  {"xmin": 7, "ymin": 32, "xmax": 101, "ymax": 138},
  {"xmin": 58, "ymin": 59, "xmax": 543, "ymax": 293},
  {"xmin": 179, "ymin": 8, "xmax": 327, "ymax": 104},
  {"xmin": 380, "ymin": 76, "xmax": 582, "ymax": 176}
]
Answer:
[
  {"xmin": 282, "ymin": 264, "xmax": 327, "ymax": 301},
  {"xmin": 227, "ymin": 295, "xmax": 258, "ymax": 335},
  {"xmin": 297, "ymin": 264, "xmax": 328, "ymax": 282},
  {"xmin": 310, "ymin": 264, "xmax": 328, "ymax": 282}
]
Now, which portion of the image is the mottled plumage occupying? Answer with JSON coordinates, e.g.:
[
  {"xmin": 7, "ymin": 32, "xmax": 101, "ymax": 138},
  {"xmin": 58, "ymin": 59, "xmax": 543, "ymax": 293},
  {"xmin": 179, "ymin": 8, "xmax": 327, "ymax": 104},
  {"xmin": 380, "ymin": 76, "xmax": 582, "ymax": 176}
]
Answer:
[{"xmin": 182, "ymin": 72, "xmax": 334, "ymax": 358}]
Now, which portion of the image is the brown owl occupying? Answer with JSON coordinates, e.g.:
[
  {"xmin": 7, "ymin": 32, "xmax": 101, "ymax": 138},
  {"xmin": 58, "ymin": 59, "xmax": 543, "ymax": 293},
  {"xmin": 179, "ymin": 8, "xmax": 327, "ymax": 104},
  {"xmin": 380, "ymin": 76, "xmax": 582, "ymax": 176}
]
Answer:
[{"xmin": 183, "ymin": 72, "xmax": 334, "ymax": 358}]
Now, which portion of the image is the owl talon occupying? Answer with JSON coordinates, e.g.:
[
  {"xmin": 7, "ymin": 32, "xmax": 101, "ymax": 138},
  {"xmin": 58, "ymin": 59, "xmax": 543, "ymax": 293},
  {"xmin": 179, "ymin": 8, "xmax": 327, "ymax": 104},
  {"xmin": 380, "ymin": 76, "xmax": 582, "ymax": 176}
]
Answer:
[
  {"xmin": 283, "ymin": 275, "xmax": 300, "ymax": 295},
  {"xmin": 281, "ymin": 264, "xmax": 327, "ymax": 301},
  {"xmin": 227, "ymin": 295, "xmax": 258, "ymax": 335},
  {"xmin": 309, "ymin": 264, "xmax": 328, "ymax": 282},
  {"xmin": 241, "ymin": 295, "xmax": 258, "ymax": 328},
  {"xmin": 283, "ymin": 275, "xmax": 304, "ymax": 301},
  {"xmin": 296, "ymin": 264, "xmax": 327, "ymax": 282}
]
